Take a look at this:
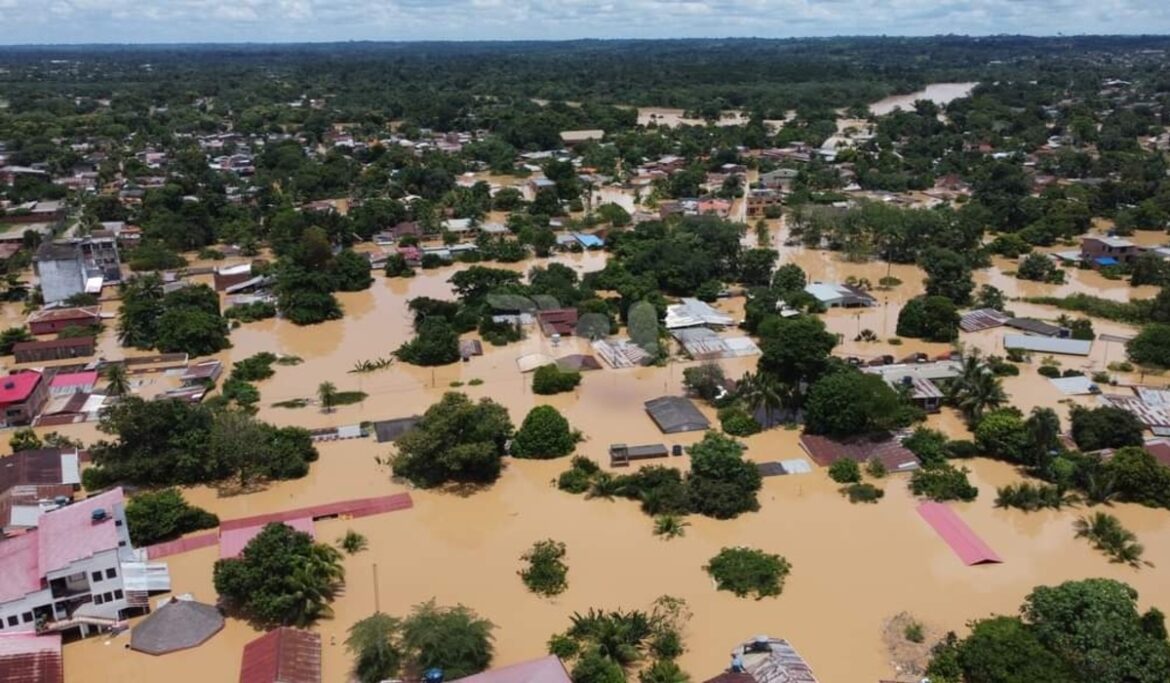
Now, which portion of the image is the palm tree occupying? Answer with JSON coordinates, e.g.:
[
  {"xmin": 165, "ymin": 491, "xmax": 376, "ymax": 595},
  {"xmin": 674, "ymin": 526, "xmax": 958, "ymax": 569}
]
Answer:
[
  {"xmin": 317, "ymin": 381, "xmax": 338, "ymax": 412},
  {"xmin": 104, "ymin": 363, "xmax": 130, "ymax": 397},
  {"xmin": 949, "ymin": 354, "xmax": 1007, "ymax": 422},
  {"xmin": 738, "ymin": 371, "xmax": 787, "ymax": 428},
  {"xmin": 653, "ymin": 515, "xmax": 689, "ymax": 540},
  {"xmin": 1074, "ymin": 512, "xmax": 1146, "ymax": 567}
]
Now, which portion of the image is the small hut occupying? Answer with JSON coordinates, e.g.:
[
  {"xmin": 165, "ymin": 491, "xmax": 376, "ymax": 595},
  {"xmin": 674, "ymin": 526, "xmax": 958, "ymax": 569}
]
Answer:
[{"xmin": 129, "ymin": 599, "xmax": 224, "ymax": 656}]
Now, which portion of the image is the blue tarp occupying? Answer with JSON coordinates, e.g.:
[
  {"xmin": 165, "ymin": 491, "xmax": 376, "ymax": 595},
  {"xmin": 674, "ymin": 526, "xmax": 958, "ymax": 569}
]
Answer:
[{"xmin": 1095, "ymin": 256, "xmax": 1119, "ymax": 266}]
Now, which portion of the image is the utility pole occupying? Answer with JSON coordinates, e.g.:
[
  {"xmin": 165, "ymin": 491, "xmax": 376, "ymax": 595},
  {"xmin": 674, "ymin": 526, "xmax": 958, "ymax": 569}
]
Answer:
[{"xmin": 373, "ymin": 563, "xmax": 380, "ymax": 613}]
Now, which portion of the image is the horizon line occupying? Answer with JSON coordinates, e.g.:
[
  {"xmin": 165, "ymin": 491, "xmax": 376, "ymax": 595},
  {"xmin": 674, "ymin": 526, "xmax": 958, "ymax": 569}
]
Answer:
[{"xmin": 2, "ymin": 32, "xmax": 1170, "ymax": 49}]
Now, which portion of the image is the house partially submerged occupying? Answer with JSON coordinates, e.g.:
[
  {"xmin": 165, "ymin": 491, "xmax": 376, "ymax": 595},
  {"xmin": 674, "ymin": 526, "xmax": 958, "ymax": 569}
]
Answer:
[
  {"xmin": 1003, "ymin": 334, "xmax": 1091, "ymax": 356},
  {"xmin": 799, "ymin": 434, "xmax": 919, "ymax": 472},
  {"xmin": 452, "ymin": 655, "xmax": 571, "ymax": 683},
  {"xmin": 26, "ymin": 307, "xmax": 101, "ymax": 336},
  {"xmin": 0, "ymin": 448, "xmax": 82, "ymax": 535},
  {"xmin": 129, "ymin": 598, "xmax": 223, "ymax": 655},
  {"xmin": 803, "ymin": 282, "xmax": 875, "ymax": 308},
  {"xmin": 0, "ymin": 488, "xmax": 170, "ymax": 638},
  {"xmin": 665, "ymin": 298, "xmax": 735, "ymax": 329},
  {"xmin": 863, "ymin": 361, "xmax": 962, "ymax": 413},
  {"xmin": 644, "ymin": 396, "xmax": 710, "ymax": 434},
  {"xmin": 704, "ymin": 636, "xmax": 818, "ymax": 683},
  {"xmin": 0, "ymin": 631, "xmax": 62, "ymax": 683},
  {"xmin": 12, "ymin": 338, "xmax": 96, "ymax": 364},
  {"xmin": 672, "ymin": 328, "xmax": 760, "ymax": 361},
  {"xmin": 239, "ymin": 628, "xmax": 321, "ymax": 683}
]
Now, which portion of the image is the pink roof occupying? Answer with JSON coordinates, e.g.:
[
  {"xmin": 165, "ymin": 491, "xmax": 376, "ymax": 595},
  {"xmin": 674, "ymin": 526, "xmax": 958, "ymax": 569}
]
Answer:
[
  {"xmin": 451, "ymin": 656, "xmax": 571, "ymax": 683},
  {"xmin": 0, "ymin": 372, "xmax": 42, "ymax": 404},
  {"xmin": 37, "ymin": 488, "xmax": 124, "ymax": 575},
  {"xmin": 219, "ymin": 518, "xmax": 315, "ymax": 560},
  {"xmin": 0, "ymin": 533, "xmax": 42, "ymax": 604},
  {"xmin": 917, "ymin": 501, "xmax": 1002, "ymax": 566},
  {"xmin": 48, "ymin": 371, "xmax": 99, "ymax": 389}
]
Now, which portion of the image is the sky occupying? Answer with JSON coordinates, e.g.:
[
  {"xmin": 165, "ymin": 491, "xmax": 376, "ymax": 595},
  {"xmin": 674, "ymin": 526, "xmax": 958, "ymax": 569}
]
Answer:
[{"xmin": 0, "ymin": 0, "xmax": 1168, "ymax": 45}]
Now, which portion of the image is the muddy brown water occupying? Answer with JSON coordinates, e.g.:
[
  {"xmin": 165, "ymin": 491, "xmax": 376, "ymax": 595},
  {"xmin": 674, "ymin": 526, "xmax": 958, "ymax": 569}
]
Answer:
[{"xmin": 4, "ymin": 221, "xmax": 1170, "ymax": 682}]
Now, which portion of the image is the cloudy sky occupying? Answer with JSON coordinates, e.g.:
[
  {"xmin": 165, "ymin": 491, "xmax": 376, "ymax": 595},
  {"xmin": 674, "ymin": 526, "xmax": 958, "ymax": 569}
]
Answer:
[{"xmin": 0, "ymin": 0, "xmax": 1167, "ymax": 44}]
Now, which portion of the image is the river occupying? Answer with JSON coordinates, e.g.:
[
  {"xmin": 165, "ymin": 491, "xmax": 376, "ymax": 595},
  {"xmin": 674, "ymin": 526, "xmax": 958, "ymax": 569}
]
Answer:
[{"xmin": 869, "ymin": 83, "xmax": 979, "ymax": 116}]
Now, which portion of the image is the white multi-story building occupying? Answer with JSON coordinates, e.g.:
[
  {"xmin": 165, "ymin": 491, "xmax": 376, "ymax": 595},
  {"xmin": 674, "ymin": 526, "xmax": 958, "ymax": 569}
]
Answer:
[{"xmin": 0, "ymin": 488, "xmax": 170, "ymax": 637}]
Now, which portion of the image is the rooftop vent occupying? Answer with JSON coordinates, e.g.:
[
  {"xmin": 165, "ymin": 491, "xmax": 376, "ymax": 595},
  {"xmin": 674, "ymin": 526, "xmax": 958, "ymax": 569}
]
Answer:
[{"xmin": 91, "ymin": 508, "xmax": 109, "ymax": 523}]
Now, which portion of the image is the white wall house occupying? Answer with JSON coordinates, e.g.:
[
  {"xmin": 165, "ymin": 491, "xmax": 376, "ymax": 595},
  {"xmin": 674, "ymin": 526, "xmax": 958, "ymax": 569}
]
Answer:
[{"xmin": 0, "ymin": 488, "xmax": 170, "ymax": 637}]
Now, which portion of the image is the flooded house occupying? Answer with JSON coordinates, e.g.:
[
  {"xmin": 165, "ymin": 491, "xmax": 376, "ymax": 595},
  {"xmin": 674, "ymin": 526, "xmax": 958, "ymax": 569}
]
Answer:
[
  {"xmin": 0, "ymin": 447, "xmax": 82, "ymax": 535},
  {"xmin": 0, "ymin": 371, "xmax": 50, "ymax": 427},
  {"xmin": 0, "ymin": 488, "xmax": 170, "ymax": 640},
  {"xmin": 32, "ymin": 236, "xmax": 121, "ymax": 304},
  {"xmin": 1080, "ymin": 235, "xmax": 1141, "ymax": 267}
]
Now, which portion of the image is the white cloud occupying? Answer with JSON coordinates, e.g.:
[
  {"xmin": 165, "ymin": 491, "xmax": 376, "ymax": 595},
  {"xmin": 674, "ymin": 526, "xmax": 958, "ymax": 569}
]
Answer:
[{"xmin": 0, "ymin": 0, "xmax": 1166, "ymax": 43}]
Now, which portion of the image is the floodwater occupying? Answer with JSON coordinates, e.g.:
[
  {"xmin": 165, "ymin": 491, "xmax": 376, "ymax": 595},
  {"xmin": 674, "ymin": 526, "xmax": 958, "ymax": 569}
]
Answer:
[
  {"xmin": 869, "ymin": 83, "xmax": 979, "ymax": 116},
  {"xmin": 6, "ymin": 217, "xmax": 1169, "ymax": 682}
]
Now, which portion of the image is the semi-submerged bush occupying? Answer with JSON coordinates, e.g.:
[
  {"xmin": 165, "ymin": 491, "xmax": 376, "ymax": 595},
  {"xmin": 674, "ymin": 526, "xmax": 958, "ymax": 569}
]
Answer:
[
  {"xmin": 555, "ymin": 431, "xmax": 762, "ymax": 522},
  {"xmin": 519, "ymin": 539, "xmax": 569, "ymax": 596},
  {"xmin": 532, "ymin": 364, "xmax": 582, "ymax": 395},
  {"xmin": 704, "ymin": 547, "xmax": 791, "ymax": 599}
]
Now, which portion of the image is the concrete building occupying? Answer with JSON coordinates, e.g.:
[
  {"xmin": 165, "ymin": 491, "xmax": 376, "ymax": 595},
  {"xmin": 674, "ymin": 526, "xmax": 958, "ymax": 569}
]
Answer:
[
  {"xmin": 1081, "ymin": 235, "xmax": 1141, "ymax": 267},
  {"xmin": 0, "ymin": 371, "xmax": 49, "ymax": 427},
  {"xmin": 33, "ymin": 237, "xmax": 121, "ymax": 304},
  {"xmin": 0, "ymin": 488, "xmax": 170, "ymax": 638}
]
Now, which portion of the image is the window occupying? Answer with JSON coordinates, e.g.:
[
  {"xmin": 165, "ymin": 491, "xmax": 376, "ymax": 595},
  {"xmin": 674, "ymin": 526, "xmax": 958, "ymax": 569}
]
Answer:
[
  {"xmin": 105, "ymin": 568, "xmax": 116, "ymax": 580},
  {"xmin": 91, "ymin": 571, "xmax": 102, "ymax": 583},
  {"xmin": 104, "ymin": 593, "xmax": 113, "ymax": 603},
  {"xmin": 94, "ymin": 594, "xmax": 104, "ymax": 605},
  {"xmin": 114, "ymin": 590, "xmax": 123, "ymax": 600},
  {"xmin": 115, "ymin": 520, "xmax": 123, "ymax": 527},
  {"xmin": 6, "ymin": 616, "xmax": 16, "ymax": 627},
  {"xmin": 21, "ymin": 613, "xmax": 32, "ymax": 623}
]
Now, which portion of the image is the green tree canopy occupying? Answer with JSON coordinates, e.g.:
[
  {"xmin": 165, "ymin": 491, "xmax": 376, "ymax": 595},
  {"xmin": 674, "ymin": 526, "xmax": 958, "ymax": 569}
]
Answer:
[
  {"xmin": 511, "ymin": 405, "xmax": 581, "ymax": 459},
  {"xmin": 391, "ymin": 392, "xmax": 513, "ymax": 487},
  {"xmin": 124, "ymin": 488, "xmax": 219, "ymax": 547},
  {"xmin": 804, "ymin": 368, "xmax": 918, "ymax": 437},
  {"xmin": 213, "ymin": 523, "xmax": 344, "ymax": 627}
]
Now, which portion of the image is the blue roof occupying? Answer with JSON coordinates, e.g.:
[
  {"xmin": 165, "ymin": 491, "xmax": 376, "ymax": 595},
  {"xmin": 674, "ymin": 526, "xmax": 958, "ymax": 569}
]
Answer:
[
  {"xmin": 573, "ymin": 233, "xmax": 604, "ymax": 248},
  {"xmin": 1095, "ymin": 256, "xmax": 1119, "ymax": 266}
]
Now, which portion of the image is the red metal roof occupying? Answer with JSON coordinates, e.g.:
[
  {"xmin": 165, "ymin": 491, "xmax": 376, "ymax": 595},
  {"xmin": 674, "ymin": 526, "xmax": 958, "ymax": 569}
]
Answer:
[
  {"xmin": 799, "ymin": 434, "xmax": 919, "ymax": 472},
  {"xmin": 238, "ymin": 628, "xmax": 321, "ymax": 683},
  {"xmin": 145, "ymin": 494, "xmax": 413, "ymax": 560},
  {"xmin": 48, "ymin": 371, "xmax": 98, "ymax": 389},
  {"xmin": 0, "ymin": 632, "xmax": 62, "ymax": 683},
  {"xmin": 218, "ymin": 493, "xmax": 412, "ymax": 532},
  {"xmin": 0, "ymin": 372, "xmax": 42, "ymax": 405},
  {"xmin": 25, "ymin": 307, "xmax": 100, "ymax": 325},
  {"xmin": 144, "ymin": 532, "xmax": 218, "ymax": 560},
  {"xmin": 220, "ymin": 518, "xmax": 314, "ymax": 560},
  {"xmin": 917, "ymin": 501, "xmax": 1002, "ymax": 566}
]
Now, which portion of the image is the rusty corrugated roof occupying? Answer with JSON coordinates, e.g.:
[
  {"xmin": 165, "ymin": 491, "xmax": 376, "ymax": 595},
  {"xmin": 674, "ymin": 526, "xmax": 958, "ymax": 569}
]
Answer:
[{"xmin": 238, "ymin": 628, "xmax": 321, "ymax": 683}]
